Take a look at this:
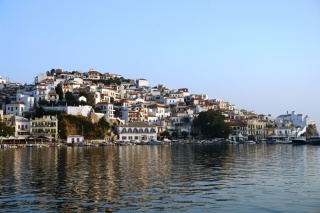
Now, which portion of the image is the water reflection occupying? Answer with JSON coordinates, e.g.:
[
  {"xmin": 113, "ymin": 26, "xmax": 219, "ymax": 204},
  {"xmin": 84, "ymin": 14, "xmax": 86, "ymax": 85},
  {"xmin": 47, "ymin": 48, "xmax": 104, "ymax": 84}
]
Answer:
[{"xmin": 0, "ymin": 144, "xmax": 320, "ymax": 212}]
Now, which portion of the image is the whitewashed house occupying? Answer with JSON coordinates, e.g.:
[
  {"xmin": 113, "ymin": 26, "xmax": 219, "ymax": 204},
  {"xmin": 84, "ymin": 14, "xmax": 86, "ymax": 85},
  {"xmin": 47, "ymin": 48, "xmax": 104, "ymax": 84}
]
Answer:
[
  {"xmin": 96, "ymin": 102, "xmax": 114, "ymax": 118},
  {"xmin": 6, "ymin": 102, "xmax": 26, "ymax": 116},
  {"xmin": 136, "ymin": 78, "xmax": 149, "ymax": 87},
  {"xmin": 15, "ymin": 116, "xmax": 30, "ymax": 138},
  {"xmin": 117, "ymin": 122, "xmax": 157, "ymax": 142},
  {"xmin": 66, "ymin": 135, "xmax": 84, "ymax": 145},
  {"xmin": 147, "ymin": 104, "xmax": 170, "ymax": 120},
  {"xmin": 16, "ymin": 93, "xmax": 35, "ymax": 110}
]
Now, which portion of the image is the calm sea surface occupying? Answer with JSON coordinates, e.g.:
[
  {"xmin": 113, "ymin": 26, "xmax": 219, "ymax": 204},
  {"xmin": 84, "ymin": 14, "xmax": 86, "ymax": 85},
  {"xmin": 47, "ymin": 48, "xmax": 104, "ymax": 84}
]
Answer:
[{"xmin": 0, "ymin": 144, "xmax": 319, "ymax": 213}]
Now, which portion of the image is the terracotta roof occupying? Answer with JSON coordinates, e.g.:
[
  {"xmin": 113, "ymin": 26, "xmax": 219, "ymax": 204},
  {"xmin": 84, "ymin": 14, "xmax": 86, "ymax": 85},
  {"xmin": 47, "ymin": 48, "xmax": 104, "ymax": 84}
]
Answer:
[
  {"xmin": 96, "ymin": 102, "xmax": 111, "ymax": 105},
  {"xmin": 228, "ymin": 121, "xmax": 247, "ymax": 127},
  {"xmin": 7, "ymin": 101, "xmax": 25, "ymax": 105}
]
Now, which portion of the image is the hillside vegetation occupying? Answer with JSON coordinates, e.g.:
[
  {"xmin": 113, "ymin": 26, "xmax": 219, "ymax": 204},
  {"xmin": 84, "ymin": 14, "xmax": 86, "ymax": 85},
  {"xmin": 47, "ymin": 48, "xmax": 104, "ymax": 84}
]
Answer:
[{"xmin": 58, "ymin": 114, "xmax": 113, "ymax": 140}]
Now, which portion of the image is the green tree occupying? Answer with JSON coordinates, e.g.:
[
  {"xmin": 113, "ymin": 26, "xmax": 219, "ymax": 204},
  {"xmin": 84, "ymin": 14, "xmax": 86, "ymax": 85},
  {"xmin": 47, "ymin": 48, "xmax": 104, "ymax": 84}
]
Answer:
[
  {"xmin": 38, "ymin": 99, "xmax": 50, "ymax": 106},
  {"xmin": 79, "ymin": 91, "xmax": 94, "ymax": 106},
  {"xmin": 172, "ymin": 130, "xmax": 179, "ymax": 139},
  {"xmin": 114, "ymin": 108, "xmax": 120, "ymax": 117},
  {"xmin": 181, "ymin": 131, "xmax": 189, "ymax": 139},
  {"xmin": 0, "ymin": 121, "xmax": 14, "ymax": 137},
  {"xmin": 65, "ymin": 91, "xmax": 75, "ymax": 102},
  {"xmin": 193, "ymin": 109, "xmax": 232, "ymax": 139},
  {"xmin": 160, "ymin": 130, "xmax": 170, "ymax": 139},
  {"xmin": 98, "ymin": 117, "xmax": 110, "ymax": 129},
  {"xmin": 181, "ymin": 117, "xmax": 190, "ymax": 123},
  {"xmin": 304, "ymin": 124, "xmax": 318, "ymax": 138},
  {"xmin": 55, "ymin": 83, "xmax": 64, "ymax": 101},
  {"xmin": 50, "ymin": 68, "xmax": 56, "ymax": 75},
  {"xmin": 190, "ymin": 131, "xmax": 198, "ymax": 139}
]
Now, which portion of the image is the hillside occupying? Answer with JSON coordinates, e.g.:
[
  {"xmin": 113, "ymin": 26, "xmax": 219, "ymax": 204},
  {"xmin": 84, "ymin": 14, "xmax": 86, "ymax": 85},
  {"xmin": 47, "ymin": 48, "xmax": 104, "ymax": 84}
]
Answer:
[{"xmin": 58, "ymin": 114, "xmax": 116, "ymax": 140}]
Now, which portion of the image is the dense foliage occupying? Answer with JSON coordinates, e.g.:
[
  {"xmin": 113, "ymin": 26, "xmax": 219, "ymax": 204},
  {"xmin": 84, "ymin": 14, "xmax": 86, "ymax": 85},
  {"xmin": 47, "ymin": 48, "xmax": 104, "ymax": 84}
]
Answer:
[
  {"xmin": 193, "ymin": 109, "xmax": 232, "ymax": 139},
  {"xmin": 58, "ymin": 114, "xmax": 111, "ymax": 140},
  {"xmin": 0, "ymin": 121, "xmax": 14, "ymax": 137},
  {"xmin": 303, "ymin": 124, "xmax": 318, "ymax": 138}
]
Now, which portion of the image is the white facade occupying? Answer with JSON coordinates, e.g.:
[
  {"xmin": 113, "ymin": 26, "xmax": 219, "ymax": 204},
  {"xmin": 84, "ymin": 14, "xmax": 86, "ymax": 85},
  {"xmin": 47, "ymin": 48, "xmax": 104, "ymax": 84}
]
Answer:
[
  {"xmin": 35, "ymin": 73, "xmax": 54, "ymax": 83},
  {"xmin": 16, "ymin": 93, "xmax": 35, "ymax": 110},
  {"xmin": 121, "ymin": 106, "xmax": 148, "ymax": 124},
  {"xmin": 15, "ymin": 116, "xmax": 30, "ymax": 137},
  {"xmin": 6, "ymin": 102, "xmax": 26, "ymax": 116},
  {"xmin": 33, "ymin": 83, "xmax": 49, "ymax": 104},
  {"xmin": 147, "ymin": 104, "xmax": 170, "ymax": 120},
  {"xmin": 117, "ymin": 122, "xmax": 157, "ymax": 141},
  {"xmin": 66, "ymin": 135, "xmax": 84, "ymax": 144},
  {"xmin": 164, "ymin": 97, "xmax": 184, "ymax": 106},
  {"xmin": 66, "ymin": 105, "xmax": 93, "ymax": 117},
  {"xmin": 96, "ymin": 102, "xmax": 114, "ymax": 118},
  {"xmin": 30, "ymin": 115, "xmax": 58, "ymax": 141},
  {"xmin": 136, "ymin": 78, "xmax": 149, "ymax": 87},
  {"xmin": 276, "ymin": 111, "xmax": 315, "ymax": 128},
  {"xmin": 0, "ymin": 76, "xmax": 7, "ymax": 84},
  {"xmin": 79, "ymin": 96, "xmax": 87, "ymax": 103}
]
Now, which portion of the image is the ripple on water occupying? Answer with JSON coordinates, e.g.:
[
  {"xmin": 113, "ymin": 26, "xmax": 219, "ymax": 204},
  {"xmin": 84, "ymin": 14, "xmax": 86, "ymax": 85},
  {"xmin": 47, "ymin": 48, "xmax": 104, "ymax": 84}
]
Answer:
[{"xmin": 0, "ymin": 145, "xmax": 319, "ymax": 212}]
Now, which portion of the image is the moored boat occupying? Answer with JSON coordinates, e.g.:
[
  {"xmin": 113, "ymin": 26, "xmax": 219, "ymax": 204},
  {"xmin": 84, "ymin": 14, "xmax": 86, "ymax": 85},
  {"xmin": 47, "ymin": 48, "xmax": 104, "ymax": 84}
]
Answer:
[
  {"xmin": 244, "ymin": 140, "xmax": 256, "ymax": 144},
  {"xmin": 148, "ymin": 139, "xmax": 163, "ymax": 145},
  {"xmin": 292, "ymin": 136, "xmax": 308, "ymax": 145},
  {"xmin": 308, "ymin": 134, "xmax": 320, "ymax": 145}
]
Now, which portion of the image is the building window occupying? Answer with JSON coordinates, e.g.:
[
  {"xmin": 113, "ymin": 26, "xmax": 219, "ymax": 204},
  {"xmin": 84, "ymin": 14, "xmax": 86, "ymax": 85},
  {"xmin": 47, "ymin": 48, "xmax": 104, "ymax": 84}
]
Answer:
[
  {"xmin": 18, "ymin": 125, "xmax": 20, "ymax": 129},
  {"xmin": 128, "ymin": 128, "xmax": 132, "ymax": 133},
  {"xmin": 121, "ymin": 128, "xmax": 127, "ymax": 133},
  {"xmin": 145, "ymin": 128, "xmax": 149, "ymax": 133}
]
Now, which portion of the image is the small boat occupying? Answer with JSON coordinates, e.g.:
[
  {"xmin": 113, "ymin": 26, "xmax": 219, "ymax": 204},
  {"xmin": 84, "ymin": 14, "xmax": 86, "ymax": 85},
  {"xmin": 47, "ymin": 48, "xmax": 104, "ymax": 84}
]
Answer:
[
  {"xmin": 244, "ymin": 140, "xmax": 256, "ymax": 144},
  {"xmin": 308, "ymin": 134, "xmax": 320, "ymax": 145},
  {"xmin": 292, "ymin": 136, "xmax": 308, "ymax": 145},
  {"xmin": 190, "ymin": 140, "xmax": 202, "ymax": 144},
  {"xmin": 269, "ymin": 139, "xmax": 282, "ymax": 144},
  {"xmin": 26, "ymin": 144, "xmax": 40, "ymax": 148},
  {"xmin": 148, "ymin": 139, "xmax": 163, "ymax": 145}
]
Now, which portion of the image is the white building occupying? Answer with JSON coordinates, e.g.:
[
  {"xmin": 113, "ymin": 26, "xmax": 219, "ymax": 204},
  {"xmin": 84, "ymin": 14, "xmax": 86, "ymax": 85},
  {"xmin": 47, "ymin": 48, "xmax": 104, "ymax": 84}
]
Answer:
[
  {"xmin": 96, "ymin": 102, "xmax": 114, "ymax": 118},
  {"xmin": 117, "ymin": 122, "xmax": 157, "ymax": 142},
  {"xmin": 0, "ymin": 76, "xmax": 7, "ymax": 84},
  {"xmin": 33, "ymin": 83, "xmax": 50, "ymax": 104},
  {"xmin": 30, "ymin": 115, "xmax": 58, "ymax": 142},
  {"xmin": 66, "ymin": 135, "xmax": 84, "ymax": 145},
  {"xmin": 66, "ymin": 105, "xmax": 93, "ymax": 117},
  {"xmin": 16, "ymin": 93, "xmax": 35, "ymax": 110},
  {"xmin": 164, "ymin": 97, "xmax": 183, "ymax": 106},
  {"xmin": 147, "ymin": 104, "xmax": 170, "ymax": 120},
  {"xmin": 15, "ymin": 116, "xmax": 30, "ymax": 138},
  {"xmin": 136, "ymin": 78, "xmax": 149, "ymax": 87},
  {"xmin": 79, "ymin": 96, "xmax": 87, "ymax": 103},
  {"xmin": 6, "ymin": 102, "xmax": 26, "ymax": 116},
  {"xmin": 276, "ymin": 111, "xmax": 315, "ymax": 128}
]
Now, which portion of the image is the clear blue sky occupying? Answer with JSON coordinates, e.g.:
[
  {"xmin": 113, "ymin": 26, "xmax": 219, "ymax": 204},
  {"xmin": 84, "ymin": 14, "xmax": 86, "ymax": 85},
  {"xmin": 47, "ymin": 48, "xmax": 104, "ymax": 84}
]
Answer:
[{"xmin": 1, "ymin": 0, "xmax": 320, "ymax": 128}]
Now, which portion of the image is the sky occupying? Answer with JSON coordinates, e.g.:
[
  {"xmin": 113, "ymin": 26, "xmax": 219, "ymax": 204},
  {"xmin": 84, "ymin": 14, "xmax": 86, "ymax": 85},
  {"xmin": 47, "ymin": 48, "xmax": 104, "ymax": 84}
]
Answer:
[{"xmin": 1, "ymin": 0, "xmax": 320, "ymax": 129}]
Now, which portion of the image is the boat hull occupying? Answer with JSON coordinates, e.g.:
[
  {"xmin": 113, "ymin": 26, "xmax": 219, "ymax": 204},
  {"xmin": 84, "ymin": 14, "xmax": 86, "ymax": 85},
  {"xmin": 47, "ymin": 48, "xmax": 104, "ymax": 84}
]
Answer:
[
  {"xmin": 292, "ymin": 139, "xmax": 308, "ymax": 145},
  {"xmin": 308, "ymin": 138, "xmax": 320, "ymax": 145}
]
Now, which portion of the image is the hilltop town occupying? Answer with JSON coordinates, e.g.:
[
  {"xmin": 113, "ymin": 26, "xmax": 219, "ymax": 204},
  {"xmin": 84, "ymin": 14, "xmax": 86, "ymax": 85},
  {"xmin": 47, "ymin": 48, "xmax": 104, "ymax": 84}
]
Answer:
[{"xmin": 0, "ymin": 68, "xmax": 317, "ymax": 144}]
